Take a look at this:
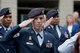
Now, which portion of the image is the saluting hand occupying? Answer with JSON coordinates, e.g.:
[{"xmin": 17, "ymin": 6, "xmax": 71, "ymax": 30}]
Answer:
[
  {"xmin": 19, "ymin": 18, "xmax": 34, "ymax": 28},
  {"xmin": 0, "ymin": 15, "xmax": 4, "ymax": 21},
  {"xmin": 44, "ymin": 17, "xmax": 53, "ymax": 29}
]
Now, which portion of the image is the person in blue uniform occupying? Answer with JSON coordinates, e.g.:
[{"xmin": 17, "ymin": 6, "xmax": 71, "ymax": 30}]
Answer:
[
  {"xmin": 63, "ymin": 14, "xmax": 79, "ymax": 38},
  {"xmin": 0, "ymin": 7, "xmax": 17, "ymax": 53},
  {"xmin": 17, "ymin": 8, "xmax": 55, "ymax": 53},
  {"xmin": 0, "ymin": 14, "xmax": 34, "ymax": 53},
  {"xmin": 45, "ymin": 9, "xmax": 68, "ymax": 53},
  {"xmin": 0, "ymin": 7, "xmax": 12, "ymax": 39}
]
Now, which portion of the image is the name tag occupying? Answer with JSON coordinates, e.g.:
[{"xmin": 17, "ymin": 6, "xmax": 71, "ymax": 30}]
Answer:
[
  {"xmin": 64, "ymin": 32, "xmax": 69, "ymax": 38},
  {"xmin": 26, "ymin": 42, "xmax": 33, "ymax": 45}
]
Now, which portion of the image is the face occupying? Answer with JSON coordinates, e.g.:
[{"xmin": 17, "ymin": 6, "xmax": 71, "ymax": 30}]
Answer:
[
  {"xmin": 73, "ymin": 12, "xmax": 79, "ymax": 20},
  {"xmin": 66, "ymin": 15, "xmax": 74, "ymax": 24},
  {"xmin": 51, "ymin": 16, "xmax": 60, "ymax": 25},
  {"xmin": 32, "ymin": 15, "xmax": 44, "ymax": 32},
  {"xmin": 2, "ymin": 14, "xmax": 12, "ymax": 28}
]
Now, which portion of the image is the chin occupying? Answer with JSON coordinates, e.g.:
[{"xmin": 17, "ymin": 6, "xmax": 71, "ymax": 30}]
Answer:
[
  {"xmin": 36, "ymin": 27, "xmax": 40, "ymax": 29},
  {"xmin": 36, "ymin": 27, "xmax": 41, "ymax": 29},
  {"xmin": 6, "ymin": 24, "xmax": 10, "ymax": 27}
]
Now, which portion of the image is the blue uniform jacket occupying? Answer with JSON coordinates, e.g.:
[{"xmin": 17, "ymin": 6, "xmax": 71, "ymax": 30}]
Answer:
[
  {"xmin": 0, "ymin": 24, "xmax": 20, "ymax": 53},
  {"xmin": 45, "ymin": 25, "xmax": 68, "ymax": 53},
  {"xmin": 2, "ymin": 26, "xmax": 55, "ymax": 53},
  {"xmin": 16, "ymin": 27, "xmax": 54, "ymax": 53}
]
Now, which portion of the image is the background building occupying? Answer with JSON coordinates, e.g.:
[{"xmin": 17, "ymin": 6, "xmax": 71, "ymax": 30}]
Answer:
[{"xmin": 0, "ymin": 0, "xmax": 80, "ymax": 26}]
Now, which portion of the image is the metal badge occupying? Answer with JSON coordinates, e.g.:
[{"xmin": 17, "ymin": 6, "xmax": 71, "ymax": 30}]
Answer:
[
  {"xmin": 29, "ymin": 36, "xmax": 32, "ymax": 42},
  {"xmin": 26, "ymin": 36, "xmax": 33, "ymax": 45},
  {"xmin": 48, "ymin": 26, "xmax": 51, "ymax": 29},
  {"xmin": 42, "ymin": 9, "xmax": 44, "ymax": 14},
  {"xmin": 13, "ymin": 33, "xmax": 20, "ymax": 38},
  {"xmin": 64, "ymin": 32, "xmax": 69, "ymax": 38}
]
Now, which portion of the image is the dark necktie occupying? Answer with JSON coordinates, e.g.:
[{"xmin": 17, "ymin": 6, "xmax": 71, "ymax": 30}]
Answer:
[
  {"xmin": 37, "ymin": 33, "xmax": 42, "ymax": 39},
  {"xmin": 54, "ymin": 25, "xmax": 59, "ymax": 38},
  {"xmin": 54, "ymin": 25, "xmax": 58, "ymax": 31}
]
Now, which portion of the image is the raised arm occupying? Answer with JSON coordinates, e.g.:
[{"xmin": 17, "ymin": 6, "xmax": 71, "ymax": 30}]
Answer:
[
  {"xmin": 1, "ymin": 18, "xmax": 34, "ymax": 42},
  {"xmin": 58, "ymin": 32, "xmax": 80, "ymax": 53},
  {"xmin": 44, "ymin": 17, "xmax": 53, "ymax": 29}
]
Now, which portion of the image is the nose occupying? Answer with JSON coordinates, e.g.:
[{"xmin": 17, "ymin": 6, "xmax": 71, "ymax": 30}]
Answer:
[
  {"xmin": 6, "ymin": 17, "xmax": 12, "ymax": 21},
  {"xmin": 55, "ymin": 17, "xmax": 59, "ymax": 20},
  {"xmin": 7, "ymin": 17, "xmax": 11, "ymax": 20},
  {"xmin": 37, "ymin": 18, "xmax": 41, "ymax": 22}
]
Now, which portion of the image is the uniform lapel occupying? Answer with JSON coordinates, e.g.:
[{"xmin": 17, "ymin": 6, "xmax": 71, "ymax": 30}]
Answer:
[
  {"xmin": 30, "ymin": 28, "xmax": 40, "ymax": 47},
  {"xmin": 47, "ymin": 26, "xmax": 58, "ymax": 39},
  {"xmin": 41, "ymin": 31, "xmax": 48, "ymax": 48},
  {"xmin": 59, "ymin": 26, "xmax": 67, "ymax": 40},
  {"xmin": 51, "ymin": 26, "xmax": 59, "ymax": 39}
]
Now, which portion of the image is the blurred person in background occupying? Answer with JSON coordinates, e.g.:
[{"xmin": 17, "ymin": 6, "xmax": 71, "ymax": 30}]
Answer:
[
  {"xmin": 73, "ymin": 11, "xmax": 80, "ymax": 26},
  {"xmin": 58, "ymin": 31, "xmax": 80, "ymax": 53},
  {"xmin": 58, "ymin": 25, "xmax": 80, "ymax": 53},
  {"xmin": 63, "ymin": 14, "xmax": 79, "ymax": 38}
]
